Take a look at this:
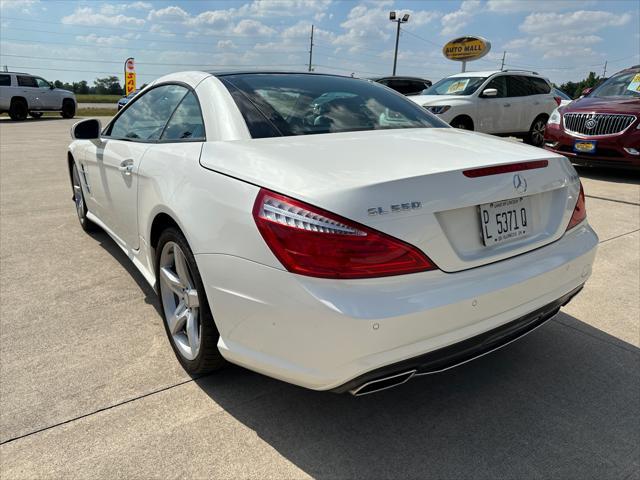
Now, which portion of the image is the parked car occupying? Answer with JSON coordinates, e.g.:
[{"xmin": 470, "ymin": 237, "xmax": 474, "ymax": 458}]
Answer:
[
  {"xmin": 117, "ymin": 89, "xmax": 140, "ymax": 110},
  {"xmin": 67, "ymin": 71, "xmax": 596, "ymax": 395},
  {"xmin": 0, "ymin": 71, "xmax": 76, "ymax": 120},
  {"xmin": 409, "ymin": 70, "xmax": 558, "ymax": 146},
  {"xmin": 544, "ymin": 65, "xmax": 640, "ymax": 169},
  {"xmin": 552, "ymin": 87, "xmax": 573, "ymax": 107},
  {"xmin": 372, "ymin": 76, "xmax": 432, "ymax": 96}
]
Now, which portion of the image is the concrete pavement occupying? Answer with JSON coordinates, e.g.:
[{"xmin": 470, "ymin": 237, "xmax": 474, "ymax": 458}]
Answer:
[{"xmin": 1, "ymin": 118, "xmax": 638, "ymax": 479}]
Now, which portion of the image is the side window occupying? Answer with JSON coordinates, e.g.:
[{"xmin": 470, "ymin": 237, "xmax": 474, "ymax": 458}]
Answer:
[
  {"xmin": 484, "ymin": 76, "xmax": 507, "ymax": 97},
  {"xmin": 506, "ymin": 76, "xmax": 530, "ymax": 97},
  {"xmin": 0, "ymin": 75, "xmax": 11, "ymax": 86},
  {"xmin": 17, "ymin": 76, "xmax": 37, "ymax": 88},
  {"xmin": 35, "ymin": 77, "xmax": 51, "ymax": 89},
  {"xmin": 528, "ymin": 77, "xmax": 551, "ymax": 95},
  {"xmin": 108, "ymin": 84, "xmax": 187, "ymax": 141},
  {"xmin": 160, "ymin": 92, "xmax": 205, "ymax": 141}
]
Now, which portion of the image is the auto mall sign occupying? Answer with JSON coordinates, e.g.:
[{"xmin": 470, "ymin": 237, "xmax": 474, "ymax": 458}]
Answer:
[{"xmin": 443, "ymin": 36, "xmax": 491, "ymax": 72}]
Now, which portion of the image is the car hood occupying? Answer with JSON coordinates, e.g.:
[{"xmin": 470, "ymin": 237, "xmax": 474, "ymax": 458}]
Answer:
[
  {"xmin": 563, "ymin": 96, "xmax": 640, "ymax": 114},
  {"xmin": 408, "ymin": 94, "xmax": 468, "ymax": 106},
  {"xmin": 200, "ymin": 128, "xmax": 563, "ymax": 202},
  {"xmin": 55, "ymin": 88, "xmax": 74, "ymax": 95}
]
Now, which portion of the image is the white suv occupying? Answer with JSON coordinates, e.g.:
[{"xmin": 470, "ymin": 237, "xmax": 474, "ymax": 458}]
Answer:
[
  {"xmin": 0, "ymin": 72, "xmax": 76, "ymax": 121},
  {"xmin": 409, "ymin": 70, "xmax": 558, "ymax": 147}
]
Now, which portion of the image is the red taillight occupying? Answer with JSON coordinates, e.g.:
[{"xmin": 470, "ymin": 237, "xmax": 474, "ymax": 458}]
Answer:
[
  {"xmin": 566, "ymin": 183, "xmax": 586, "ymax": 230},
  {"xmin": 253, "ymin": 189, "xmax": 437, "ymax": 279},
  {"xmin": 463, "ymin": 160, "xmax": 548, "ymax": 178},
  {"xmin": 554, "ymin": 96, "xmax": 562, "ymax": 106}
]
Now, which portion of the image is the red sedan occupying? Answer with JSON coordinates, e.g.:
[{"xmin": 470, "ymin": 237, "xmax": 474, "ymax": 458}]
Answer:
[{"xmin": 544, "ymin": 65, "xmax": 640, "ymax": 169}]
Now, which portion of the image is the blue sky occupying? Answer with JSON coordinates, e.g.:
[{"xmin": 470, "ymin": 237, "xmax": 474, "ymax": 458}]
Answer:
[{"xmin": 1, "ymin": 0, "xmax": 638, "ymax": 86}]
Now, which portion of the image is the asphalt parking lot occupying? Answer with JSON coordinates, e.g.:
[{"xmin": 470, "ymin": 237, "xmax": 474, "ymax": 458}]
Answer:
[{"xmin": 0, "ymin": 117, "xmax": 638, "ymax": 479}]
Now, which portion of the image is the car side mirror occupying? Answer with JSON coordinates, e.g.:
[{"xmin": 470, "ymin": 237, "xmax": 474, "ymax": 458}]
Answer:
[
  {"xmin": 481, "ymin": 88, "xmax": 498, "ymax": 97},
  {"xmin": 71, "ymin": 119, "xmax": 101, "ymax": 140},
  {"xmin": 581, "ymin": 87, "xmax": 593, "ymax": 97},
  {"xmin": 50, "ymin": 85, "xmax": 55, "ymax": 90}
]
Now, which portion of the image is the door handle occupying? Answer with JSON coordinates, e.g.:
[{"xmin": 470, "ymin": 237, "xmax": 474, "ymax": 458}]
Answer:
[
  {"xmin": 118, "ymin": 160, "xmax": 134, "ymax": 175},
  {"xmin": 503, "ymin": 103, "xmax": 511, "ymax": 107}
]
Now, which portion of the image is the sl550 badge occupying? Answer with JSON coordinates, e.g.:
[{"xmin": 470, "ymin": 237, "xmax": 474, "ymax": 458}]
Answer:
[{"xmin": 368, "ymin": 201, "xmax": 422, "ymax": 216}]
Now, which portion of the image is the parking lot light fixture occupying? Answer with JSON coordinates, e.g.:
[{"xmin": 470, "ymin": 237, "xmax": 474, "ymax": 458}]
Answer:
[{"xmin": 390, "ymin": 11, "xmax": 410, "ymax": 76}]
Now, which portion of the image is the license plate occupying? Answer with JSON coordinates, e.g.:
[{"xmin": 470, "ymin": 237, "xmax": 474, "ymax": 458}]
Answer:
[
  {"xmin": 574, "ymin": 140, "xmax": 597, "ymax": 154},
  {"xmin": 479, "ymin": 197, "xmax": 532, "ymax": 246}
]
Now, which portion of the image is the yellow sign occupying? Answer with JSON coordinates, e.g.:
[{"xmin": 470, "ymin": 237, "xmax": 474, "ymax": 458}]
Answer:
[
  {"xmin": 443, "ymin": 36, "xmax": 491, "ymax": 62},
  {"xmin": 125, "ymin": 72, "xmax": 136, "ymax": 95}
]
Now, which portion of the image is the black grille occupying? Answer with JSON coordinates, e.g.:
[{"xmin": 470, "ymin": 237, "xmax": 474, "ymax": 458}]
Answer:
[{"xmin": 563, "ymin": 113, "xmax": 636, "ymax": 136}]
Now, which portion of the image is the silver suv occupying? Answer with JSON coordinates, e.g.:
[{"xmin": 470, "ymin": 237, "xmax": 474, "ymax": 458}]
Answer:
[{"xmin": 0, "ymin": 72, "xmax": 76, "ymax": 121}]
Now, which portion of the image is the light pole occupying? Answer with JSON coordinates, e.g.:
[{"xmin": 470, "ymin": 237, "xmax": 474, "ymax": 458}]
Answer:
[{"xmin": 390, "ymin": 11, "xmax": 410, "ymax": 76}]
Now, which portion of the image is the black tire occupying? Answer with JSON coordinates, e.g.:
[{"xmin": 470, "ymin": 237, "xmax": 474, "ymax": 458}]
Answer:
[
  {"xmin": 525, "ymin": 115, "xmax": 547, "ymax": 147},
  {"xmin": 451, "ymin": 116, "xmax": 473, "ymax": 130},
  {"xmin": 61, "ymin": 100, "xmax": 76, "ymax": 119},
  {"xmin": 30, "ymin": 112, "xmax": 43, "ymax": 119},
  {"xmin": 156, "ymin": 227, "xmax": 226, "ymax": 375},
  {"xmin": 71, "ymin": 163, "xmax": 97, "ymax": 232},
  {"xmin": 9, "ymin": 99, "xmax": 28, "ymax": 121}
]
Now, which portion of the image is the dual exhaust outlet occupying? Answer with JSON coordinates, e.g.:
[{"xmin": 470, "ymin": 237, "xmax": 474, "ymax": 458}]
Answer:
[{"xmin": 349, "ymin": 370, "xmax": 417, "ymax": 396}]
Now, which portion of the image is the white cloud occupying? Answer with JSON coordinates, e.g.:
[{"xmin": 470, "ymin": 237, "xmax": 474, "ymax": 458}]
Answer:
[
  {"xmin": 487, "ymin": 0, "xmax": 594, "ymax": 13},
  {"xmin": 149, "ymin": 24, "xmax": 176, "ymax": 37},
  {"xmin": 440, "ymin": 0, "xmax": 480, "ymax": 36},
  {"xmin": 505, "ymin": 34, "xmax": 603, "ymax": 59},
  {"xmin": 100, "ymin": 2, "xmax": 152, "ymax": 15},
  {"xmin": 243, "ymin": 0, "xmax": 332, "ymax": 17},
  {"xmin": 0, "ymin": 0, "xmax": 39, "ymax": 13},
  {"xmin": 76, "ymin": 33, "xmax": 126, "ymax": 46},
  {"xmin": 333, "ymin": 3, "xmax": 393, "ymax": 52},
  {"xmin": 232, "ymin": 19, "xmax": 276, "ymax": 36},
  {"xmin": 409, "ymin": 10, "xmax": 441, "ymax": 27},
  {"xmin": 147, "ymin": 5, "xmax": 189, "ymax": 22},
  {"xmin": 62, "ymin": 7, "xmax": 145, "ymax": 27},
  {"xmin": 520, "ymin": 10, "xmax": 632, "ymax": 34}
]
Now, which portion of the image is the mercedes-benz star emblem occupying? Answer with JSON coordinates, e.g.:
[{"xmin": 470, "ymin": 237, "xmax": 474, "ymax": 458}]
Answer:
[
  {"xmin": 585, "ymin": 118, "xmax": 598, "ymax": 130},
  {"xmin": 513, "ymin": 173, "xmax": 527, "ymax": 194}
]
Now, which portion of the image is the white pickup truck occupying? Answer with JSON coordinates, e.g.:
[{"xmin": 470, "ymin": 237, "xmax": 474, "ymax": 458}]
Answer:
[{"xmin": 0, "ymin": 71, "xmax": 76, "ymax": 120}]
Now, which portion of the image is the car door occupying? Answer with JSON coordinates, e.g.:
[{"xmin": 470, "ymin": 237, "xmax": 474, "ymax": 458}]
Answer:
[
  {"xmin": 87, "ymin": 84, "xmax": 189, "ymax": 249},
  {"xmin": 16, "ymin": 75, "xmax": 40, "ymax": 109},
  {"xmin": 34, "ymin": 77, "xmax": 57, "ymax": 109},
  {"xmin": 475, "ymin": 75, "xmax": 511, "ymax": 133},
  {"xmin": 505, "ymin": 75, "xmax": 533, "ymax": 133}
]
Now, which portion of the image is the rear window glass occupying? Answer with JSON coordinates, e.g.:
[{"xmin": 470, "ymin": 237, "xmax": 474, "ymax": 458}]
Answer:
[
  {"xmin": 222, "ymin": 74, "xmax": 448, "ymax": 138},
  {"xmin": 17, "ymin": 76, "xmax": 37, "ymax": 88},
  {"xmin": 0, "ymin": 75, "xmax": 10, "ymax": 86}
]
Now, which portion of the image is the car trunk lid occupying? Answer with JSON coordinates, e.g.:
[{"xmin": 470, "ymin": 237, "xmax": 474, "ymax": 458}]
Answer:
[{"xmin": 200, "ymin": 128, "xmax": 579, "ymax": 272}]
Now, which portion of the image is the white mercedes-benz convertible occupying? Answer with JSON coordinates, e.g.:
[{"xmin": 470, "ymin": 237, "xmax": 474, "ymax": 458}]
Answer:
[{"xmin": 68, "ymin": 71, "xmax": 597, "ymax": 395}]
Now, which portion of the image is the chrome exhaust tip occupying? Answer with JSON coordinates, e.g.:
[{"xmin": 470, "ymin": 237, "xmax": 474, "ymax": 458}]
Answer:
[{"xmin": 349, "ymin": 370, "xmax": 416, "ymax": 396}]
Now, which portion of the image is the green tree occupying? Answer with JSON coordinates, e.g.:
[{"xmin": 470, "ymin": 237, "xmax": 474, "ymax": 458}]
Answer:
[
  {"xmin": 558, "ymin": 71, "xmax": 604, "ymax": 99},
  {"xmin": 93, "ymin": 76, "xmax": 123, "ymax": 95}
]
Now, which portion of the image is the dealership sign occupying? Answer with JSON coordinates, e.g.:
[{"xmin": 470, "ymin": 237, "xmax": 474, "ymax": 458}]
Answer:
[
  {"xmin": 443, "ymin": 36, "xmax": 491, "ymax": 62},
  {"xmin": 124, "ymin": 57, "xmax": 136, "ymax": 95}
]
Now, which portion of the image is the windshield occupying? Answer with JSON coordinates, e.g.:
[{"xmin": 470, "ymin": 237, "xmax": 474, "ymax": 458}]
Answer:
[
  {"xmin": 422, "ymin": 76, "xmax": 487, "ymax": 96},
  {"xmin": 590, "ymin": 70, "xmax": 640, "ymax": 98},
  {"xmin": 222, "ymin": 73, "xmax": 448, "ymax": 138}
]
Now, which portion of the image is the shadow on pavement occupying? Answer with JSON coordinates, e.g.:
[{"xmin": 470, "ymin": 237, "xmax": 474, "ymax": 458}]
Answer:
[
  {"xmin": 195, "ymin": 313, "xmax": 640, "ymax": 479},
  {"xmin": 575, "ymin": 165, "xmax": 640, "ymax": 185},
  {"xmin": 88, "ymin": 229, "xmax": 162, "ymax": 316}
]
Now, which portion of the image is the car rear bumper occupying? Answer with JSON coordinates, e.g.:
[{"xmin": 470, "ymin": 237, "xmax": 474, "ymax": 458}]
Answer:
[
  {"xmin": 196, "ymin": 223, "xmax": 598, "ymax": 391},
  {"xmin": 335, "ymin": 284, "xmax": 582, "ymax": 395}
]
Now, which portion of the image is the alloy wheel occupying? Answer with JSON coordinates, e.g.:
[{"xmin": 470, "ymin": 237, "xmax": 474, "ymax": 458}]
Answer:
[
  {"xmin": 159, "ymin": 242, "xmax": 201, "ymax": 361},
  {"xmin": 72, "ymin": 166, "xmax": 85, "ymax": 222},
  {"xmin": 531, "ymin": 120, "xmax": 545, "ymax": 146}
]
